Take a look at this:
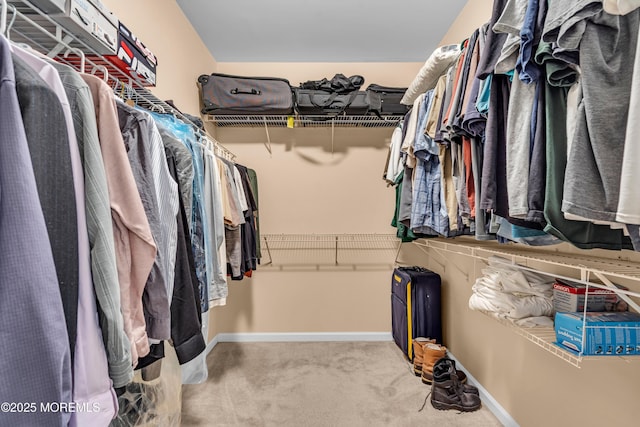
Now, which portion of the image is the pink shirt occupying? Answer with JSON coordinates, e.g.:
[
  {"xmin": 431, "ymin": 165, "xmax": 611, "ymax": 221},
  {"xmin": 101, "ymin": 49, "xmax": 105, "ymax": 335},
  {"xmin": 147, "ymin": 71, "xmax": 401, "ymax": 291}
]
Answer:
[{"xmin": 81, "ymin": 74, "xmax": 157, "ymax": 365}]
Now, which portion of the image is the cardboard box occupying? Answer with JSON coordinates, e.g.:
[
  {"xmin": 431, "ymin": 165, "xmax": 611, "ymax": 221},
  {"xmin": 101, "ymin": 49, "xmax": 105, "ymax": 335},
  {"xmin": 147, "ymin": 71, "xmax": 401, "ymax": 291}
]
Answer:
[
  {"xmin": 52, "ymin": 0, "xmax": 118, "ymax": 54},
  {"xmin": 104, "ymin": 21, "xmax": 157, "ymax": 87},
  {"xmin": 552, "ymin": 279, "xmax": 628, "ymax": 313},
  {"xmin": 554, "ymin": 311, "xmax": 640, "ymax": 356}
]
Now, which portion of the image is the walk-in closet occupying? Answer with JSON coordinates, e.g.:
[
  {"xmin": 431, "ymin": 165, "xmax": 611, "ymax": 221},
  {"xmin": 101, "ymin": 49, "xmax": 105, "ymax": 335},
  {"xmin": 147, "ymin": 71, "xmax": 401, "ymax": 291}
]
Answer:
[{"xmin": 1, "ymin": 1, "xmax": 639, "ymax": 426}]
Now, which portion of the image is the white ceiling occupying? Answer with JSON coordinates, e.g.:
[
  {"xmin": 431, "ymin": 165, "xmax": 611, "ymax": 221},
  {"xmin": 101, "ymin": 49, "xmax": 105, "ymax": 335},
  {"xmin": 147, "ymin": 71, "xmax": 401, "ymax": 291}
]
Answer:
[{"xmin": 176, "ymin": 0, "xmax": 468, "ymax": 62}]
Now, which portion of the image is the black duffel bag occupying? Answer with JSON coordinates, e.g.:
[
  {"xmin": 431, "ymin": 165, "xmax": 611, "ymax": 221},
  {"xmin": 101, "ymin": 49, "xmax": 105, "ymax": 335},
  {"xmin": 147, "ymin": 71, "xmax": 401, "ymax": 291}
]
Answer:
[
  {"xmin": 198, "ymin": 73, "xmax": 295, "ymax": 115},
  {"xmin": 294, "ymin": 89, "xmax": 370, "ymax": 117},
  {"xmin": 366, "ymin": 84, "xmax": 411, "ymax": 116},
  {"xmin": 294, "ymin": 73, "xmax": 369, "ymax": 117}
]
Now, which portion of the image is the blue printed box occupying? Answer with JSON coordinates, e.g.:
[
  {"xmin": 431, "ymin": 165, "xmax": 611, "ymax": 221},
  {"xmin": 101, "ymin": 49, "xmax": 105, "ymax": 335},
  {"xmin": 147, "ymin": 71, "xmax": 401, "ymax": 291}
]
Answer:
[{"xmin": 554, "ymin": 311, "xmax": 640, "ymax": 356}]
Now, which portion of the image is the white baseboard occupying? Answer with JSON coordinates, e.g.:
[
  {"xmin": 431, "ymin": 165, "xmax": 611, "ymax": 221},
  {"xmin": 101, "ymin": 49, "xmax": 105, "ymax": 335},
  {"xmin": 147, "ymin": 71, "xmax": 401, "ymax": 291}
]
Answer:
[
  {"xmin": 214, "ymin": 332, "xmax": 393, "ymax": 343},
  {"xmin": 447, "ymin": 353, "xmax": 520, "ymax": 427},
  {"xmin": 205, "ymin": 334, "xmax": 219, "ymax": 355},
  {"xmin": 205, "ymin": 332, "xmax": 391, "ymax": 355}
]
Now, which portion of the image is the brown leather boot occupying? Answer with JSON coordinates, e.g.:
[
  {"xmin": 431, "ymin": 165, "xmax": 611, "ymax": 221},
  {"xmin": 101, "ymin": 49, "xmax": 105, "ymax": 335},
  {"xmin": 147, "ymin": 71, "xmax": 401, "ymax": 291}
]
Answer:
[
  {"xmin": 412, "ymin": 338, "xmax": 436, "ymax": 376},
  {"xmin": 420, "ymin": 343, "xmax": 447, "ymax": 384}
]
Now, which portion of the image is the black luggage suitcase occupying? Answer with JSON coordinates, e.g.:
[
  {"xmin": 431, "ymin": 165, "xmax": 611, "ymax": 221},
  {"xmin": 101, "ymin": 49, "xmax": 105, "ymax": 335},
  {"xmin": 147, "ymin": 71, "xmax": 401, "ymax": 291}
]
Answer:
[
  {"xmin": 367, "ymin": 84, "xmax": 411, "ymax": 116},
  {"xmin": 391, "ymin": 266, "xmax": 442, "ymax": 361},
  {"xmin": 198, "ymin": 73, "xmax": 295, "ymax": 115},
  {"xmin": 294, "ymin": 88, "xmax": 370, "ymax": 117}
]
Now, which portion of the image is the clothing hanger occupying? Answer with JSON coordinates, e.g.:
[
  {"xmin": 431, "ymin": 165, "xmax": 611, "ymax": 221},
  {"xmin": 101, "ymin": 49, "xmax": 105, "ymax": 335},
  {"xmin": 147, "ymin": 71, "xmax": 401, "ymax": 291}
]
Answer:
[
  {"xmin": 1, "ymin": 0, "xmax": 9, "ymax": 36},
  {"xmin": 2, "ymin": 2, "xmax": 16, "ymax": 38},
  {"xmin": 90, "ymin": 64, "xmax": 108, "ymax": 83},
  {"xmin": 63, "ymin": 47, "xmax": 85, "ymax": 73}
]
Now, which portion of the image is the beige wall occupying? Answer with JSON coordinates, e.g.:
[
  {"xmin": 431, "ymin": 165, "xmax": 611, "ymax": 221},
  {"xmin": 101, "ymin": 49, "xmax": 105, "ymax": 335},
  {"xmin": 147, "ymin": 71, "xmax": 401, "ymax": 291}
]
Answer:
[
  {"xmin": 439, "ymin": 0, "xmax": 494, "ymax": 46},
  {"xmin": 102, "ymin": 0, "xmax": 217, "ymax": 115},
  {"xmin": 207, "ymin": 62, "xmax": 417, "ymax": 342},
  {"xmin": 208, "ymin": 4, "xmax": 493, "ymax": 339}
]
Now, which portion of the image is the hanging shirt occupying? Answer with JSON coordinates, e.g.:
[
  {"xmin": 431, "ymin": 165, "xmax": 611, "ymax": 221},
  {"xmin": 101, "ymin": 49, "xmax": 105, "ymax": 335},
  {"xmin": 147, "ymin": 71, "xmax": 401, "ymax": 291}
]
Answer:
[
  {"xmin": 480, "ymin": 74, "xmax": 509, "ymax": 212},
  {"xmin": 81, "ymin": 74, "xmax": 156, "ymax": 365},
  {"xmin": 439, "ymin": 143, "xmax": 457, "ymax": 233},
  {"xmin": 137, "ymin": 109, "xmax": 180, "ymax": 301},
  {"xmin": 493, "ymin": 0, "xmax": 529, "ymax": 74},
  {"xmin": 52, "ymin": 63, "xmax": 133, "ymax": 390},
  {"xmin": 164, "ymin": 150, "xmax": 207, "ymax": 365},
  {"xmin": 462, "ymin": 23, "xmax": 490, "ymax": 139},
  {"xmin": 434, "ymin": 65, "xmax": 457, "ymax": 144},
  {"xmin": 147, "ymin": 112, "xmax": 209, "ymax": 313},
  {"xmin": 0, "ymin": 34, "xmax": 73, "ymax": 427},
  {"xmin": 552, "ymin": 8, "xmax": 640, "ymax": 224},
  {"xmin": 538, "ymin": 50, "xmax": 631, "ymax": 250},
  {"xmin": 203, "ymin": 148, "xmax": 228, "ymax": 305},
  {"xmin": 527, "ymin": 79, "xmax": 547, "ymax": 224},
  {"xmin": 411, "ymin": 90, "xmax": 448, "ymax": 236},
  {"xmin": 491, "ymin": 0, "xmax": 536, "ymax": 219},
  {"xmin": 233, "ymin": 165, "xmax": 249, "ymax": 213},
  {"xmin": 385, "ymin": 124, "xmax": 404, "ymax": 184},
  {"xmin": 236, "ymin": 164, "xmax": 259, "ymax": 274},
  {"xmin": 117, "ymin": 102, "xmax": 171, "ymax": 342},
  {"xmin": 516, "ymin": 0, "xmax": 546, "ymax": 84},
  {"xmin": 453, "ymin": 31, "xmax": 481, "ymax": 134},
  {"xmin": 425, "ymin": 75, "xmax": 447, "ymax": 139},
  {"xmin": 149, "ymin": 112, "xmax": 195, "ymax": 228},
  {"xmin": 400, "ymin": 94, "xmax": 424, "ymax": 168},
  {"xmin": 506, "ymin": 70, "xmax": 536, "ymax": 218},
  {"xmin": 11, "ymin": 44, "xmax": 118, "ymax": 425},
  {"xmin": 617, "ymin": 13, "xmax": 640, "ymax": 226},
  {"xmin": 12, "ymin": 54, "xmax": 79, "ymax": 364},
  {"xmin": 246, "ymin": 168, "xmax": 262, "ymax": 260},
  {"xmin": 476, "ymin": 0, "xmax": 511, "ymax": 79},
  {"xmin": 220, "ymin": 159, "xmax": 244, "ymax": 278}
]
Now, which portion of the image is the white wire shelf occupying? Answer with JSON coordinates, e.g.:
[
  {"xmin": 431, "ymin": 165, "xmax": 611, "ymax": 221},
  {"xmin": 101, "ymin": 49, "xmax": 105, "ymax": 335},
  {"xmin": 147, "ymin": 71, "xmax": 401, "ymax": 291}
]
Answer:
[
  {"xmin": 204, "ymin": 114, "xmax": 403, "ymax": 128},
  {"xmin": 478, "ymin": 313, "xmax": 584, "ymax": 367},
  {"xmin": 412, "ymin": 237, "xmax": 640, "ymax": 284},
  {"xmin": 483, "ymin": 312, "xmax": 640, "ymax": 367},
  {"xmin": 2, "ymin": 0, "xmax": 236, "ymax": 161},
  {"xmin": 408, "ymin": 237, "xmax": 640, "ymax": 367},
  {"xmin": 260, "ymin": 233, "xmax": 401, "ymax": 269}
]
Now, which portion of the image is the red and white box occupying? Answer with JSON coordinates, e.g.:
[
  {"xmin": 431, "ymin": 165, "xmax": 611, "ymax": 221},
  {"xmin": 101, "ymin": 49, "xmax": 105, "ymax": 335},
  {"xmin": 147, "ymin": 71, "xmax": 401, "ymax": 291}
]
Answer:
[
  {"xmin": 553, "ymin": 279, "xmax": 628, "ymax": 313},
  {"xmin": 105, "ymin": 21, "xmax": 158, "ymax": 87}
]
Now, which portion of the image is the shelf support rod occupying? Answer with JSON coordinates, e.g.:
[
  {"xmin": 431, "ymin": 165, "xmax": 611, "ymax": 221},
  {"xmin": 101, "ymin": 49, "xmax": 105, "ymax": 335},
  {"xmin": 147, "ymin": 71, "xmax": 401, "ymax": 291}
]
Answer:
[
  {"xmin": 262, "ymin": 236, "xmax": 273, "ymax": 266},
  {"xmin": 331, "ymin": 120, "xmax": 335, "ymax": 156},
  {"xmin": 591, "ymin": 271, "xmax": 640, "ymax": 314},
  {"xmin": 47, "ymin": 33, "xmax": 74, "ymax": 58},
  {"xmin": 394, "ymin": 241, "xmax": 403, "ymax": 265},
  {"xmin": 263, "ymin": 117, "xmax": 272, "ymax": 156},
  {"xmin": 335, "ymin": 235, "xmax": 339, "ymax": 266}
]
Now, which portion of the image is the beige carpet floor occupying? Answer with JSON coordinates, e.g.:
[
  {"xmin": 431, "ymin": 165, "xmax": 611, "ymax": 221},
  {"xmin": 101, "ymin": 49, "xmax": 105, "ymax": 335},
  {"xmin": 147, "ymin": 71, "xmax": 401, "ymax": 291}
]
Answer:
[{"xmin": 181, "ymin": 341, "xmax": 503, "ymax": 427}]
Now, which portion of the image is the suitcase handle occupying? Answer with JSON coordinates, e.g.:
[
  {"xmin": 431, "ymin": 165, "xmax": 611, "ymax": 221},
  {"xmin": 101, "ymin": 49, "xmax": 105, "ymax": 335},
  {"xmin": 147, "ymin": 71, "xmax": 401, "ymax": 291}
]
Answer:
[{"xmin": 230, "ymin": 88, "xmax": 262, "ymax": 96}]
